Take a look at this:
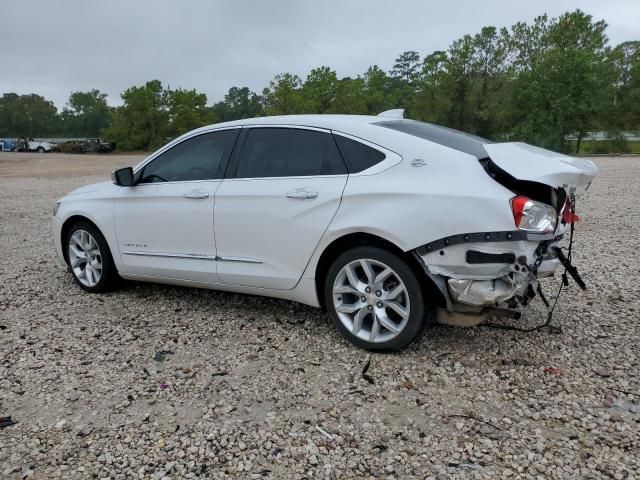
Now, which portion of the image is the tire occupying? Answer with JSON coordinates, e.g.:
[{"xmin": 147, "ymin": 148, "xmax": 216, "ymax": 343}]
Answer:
[
  {"xmin": 324, "ymin": 246, "xmax": 428, "ymax": 351},
  {"xmin": 37, "ymin": 146, "xmax": 45, "ymax": 153},
  {"xmin": 65, "ymin": 222, "xmax": 117, "ymax": 293}
]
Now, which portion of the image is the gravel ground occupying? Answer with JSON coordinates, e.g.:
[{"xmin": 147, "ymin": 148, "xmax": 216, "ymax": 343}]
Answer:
[{"xmin": 0, "ymin": 152, "xmax": 638, "ymax": 479}]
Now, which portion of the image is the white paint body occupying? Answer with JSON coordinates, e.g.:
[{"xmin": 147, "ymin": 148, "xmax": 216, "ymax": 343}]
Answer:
[
  {"xmin": 28, "ymin": 140, "xmax": 55, "ymax": 152},
  {"xmin": 52, "ymin": 114, "xmax": 598, "ymax": 308}
]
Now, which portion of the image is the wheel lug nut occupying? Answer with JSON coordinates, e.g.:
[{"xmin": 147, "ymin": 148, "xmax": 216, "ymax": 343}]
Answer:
[
  {"xmin": 375, "ymin": 290, "xmax": 382, "ymax": 296},
  {"xmin": 361, "ymin": 296, "xmax": 367, "ymax": 302},
  {"xmin": 365, "ymin": 286, "xmax": 371, "ymax": 293},
  {"xmin": 377, "ymin": 302, "xmax": 383, "ymax": 308},
  {"xmin": 367, "ymin": 305, "xmax": 373, "ymax": 311}
]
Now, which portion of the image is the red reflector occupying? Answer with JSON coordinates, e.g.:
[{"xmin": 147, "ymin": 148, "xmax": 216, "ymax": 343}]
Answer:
[
  {"xmin": 562, "ymin": 198, "xmax": 580, "ymax": 224},
  {"xmin": 511, "ymin": 196, "xmax": 529, "ymax": 227},
  {"xmin": 563, "ymin": 210, "xmax": 580, "ymax": 224}
]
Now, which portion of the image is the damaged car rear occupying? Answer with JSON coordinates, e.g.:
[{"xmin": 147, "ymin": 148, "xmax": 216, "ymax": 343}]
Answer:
[{"xmin": 366, "ymin": 116, "xmax": 598, "ymax": 339}]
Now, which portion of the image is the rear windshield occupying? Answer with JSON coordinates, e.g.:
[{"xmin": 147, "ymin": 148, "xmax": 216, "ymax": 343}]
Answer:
[{"xmin": 374, "ymin": 119, "xmax": 491, "ymax": 159}]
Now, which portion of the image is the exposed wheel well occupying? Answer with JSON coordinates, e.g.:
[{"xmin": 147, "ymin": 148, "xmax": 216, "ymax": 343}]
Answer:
[
  {"xmin": 314, "ymin": 232, "xmax": 446, "ymax": 311},
  {"xmin": 60, "ymin": 215, "xmax": 103, "ymax": 265}
]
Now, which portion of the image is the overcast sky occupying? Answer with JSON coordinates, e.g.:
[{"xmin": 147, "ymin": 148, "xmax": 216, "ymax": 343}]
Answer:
[{"xmin": 1, "ymin": 0, "xmax": 638, "ymax": 108}]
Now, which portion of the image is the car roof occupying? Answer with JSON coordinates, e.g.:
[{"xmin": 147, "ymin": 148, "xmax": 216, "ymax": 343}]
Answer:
[
  {"xmin": 205, "ymin": 114, "xmax": 380, "ymax": 131},
  {"xmin": 181, "ymin": 114, "xmax": 491, "ymax": 159}
]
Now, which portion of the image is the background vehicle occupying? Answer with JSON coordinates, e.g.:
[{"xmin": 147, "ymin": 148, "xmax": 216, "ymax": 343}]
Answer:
[
  {"xmin": 52, "ymin": 112, "xmax": 598, "ymax": 350},
  {"xmin": 54, "ymin": 140, "xmax": 86, "ymax": 153},
  {"xmin": 0, "ymin": 139, "xmax": 16, "ymax": 151},
  {"xmin": 82, "ymin": 138, "xmax": 115, "ymax": 153},
  {"xmin": 16, "ymin": 137, "xmax": 56, "ymax": 152}
]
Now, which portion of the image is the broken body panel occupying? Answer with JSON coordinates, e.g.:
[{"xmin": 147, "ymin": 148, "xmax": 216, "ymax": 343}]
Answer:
[{"xmin": 414, "ymin": 140, "xmax": 598, "ymax": 319}]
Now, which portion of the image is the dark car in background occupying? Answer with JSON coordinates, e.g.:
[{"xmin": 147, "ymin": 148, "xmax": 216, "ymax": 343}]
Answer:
[
  {"xmin": 54, "ymin": 140, "xmax": 86, "ymax": 153},
  {"xmin": 82, "ymin": 138, "xmax": 115, "ymax": 153}
]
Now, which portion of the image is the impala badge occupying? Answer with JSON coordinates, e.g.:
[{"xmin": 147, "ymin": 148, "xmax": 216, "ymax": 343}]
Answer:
[{"xmin": 411, "ymin": 159, "xmax": 427, "ymax": 167}]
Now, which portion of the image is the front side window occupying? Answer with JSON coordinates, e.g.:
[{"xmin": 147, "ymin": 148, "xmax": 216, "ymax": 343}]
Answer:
[
  {"xmin": 235, "ymin": 128, "xmax": 346, "ymax": 178},
  {"xmin": 139, "ymin": 129, "xmax": 239, "ymax": 183}
]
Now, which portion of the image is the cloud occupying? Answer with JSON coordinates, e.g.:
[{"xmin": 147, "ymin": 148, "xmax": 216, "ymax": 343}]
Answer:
[{"xmin": 0, "ymin": 0, "xmax": 637, "ymax": 108}]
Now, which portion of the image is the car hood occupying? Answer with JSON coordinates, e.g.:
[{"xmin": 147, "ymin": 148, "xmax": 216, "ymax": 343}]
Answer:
[
  {"xmin": 483, "ymin": 142, "xmax": 599, "ymax": 195},
  {"xmin": 64, "ymin": 181, "xmax": 111, "ymax": 198}
]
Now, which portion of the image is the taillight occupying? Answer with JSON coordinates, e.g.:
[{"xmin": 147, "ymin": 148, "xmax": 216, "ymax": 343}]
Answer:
[{"xmin": 510, "ymin": 196, "xmax": 557, "ymax": 233}]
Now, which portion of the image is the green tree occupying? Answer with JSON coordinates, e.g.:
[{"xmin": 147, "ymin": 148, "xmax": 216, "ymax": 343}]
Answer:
[
  {"xmin": 0, "ymin": 93, "xmax": 58, "ymax": 137},
  {"xmin": 508, "ymin": 10, "xmax": 613, "ymax": 151},
  {"xmin": 262, "ymin": 73, "xmax": 304, "ymax": 115},
  {"xmin": 327, "ymin": 77, "xmax": 368, "ymax": 114},
  {"xmin": 391, "ymin": 51, "xmax": 421, "ymax": 83},
  {"xmin": 301, "ymin": 67, "xmax": 338, "ymax": 113},
  {"xmin": 60, "ymin": 89, "xmax": 111, "ymax": 137},
  {"xmin": 362, "ymin": 65, "xmax": 395, "ymax": 114},
  {"xmin": 103, "ymin": 80, "xmax": 169, "ymax": 151},
  {"xmin": 444, "ymin": 35, "xmax": 476, "ymax": 131},
  {"xmin": 166, "ymin": 88, "xmax": 212, "ymax": 137},
  {"xmin": 409, "ymin": 51, "xmax": 450, "ymax": 123},
  {"xmin": 609, "ymin": 41, "xmax": 640, "ymax": 130}
]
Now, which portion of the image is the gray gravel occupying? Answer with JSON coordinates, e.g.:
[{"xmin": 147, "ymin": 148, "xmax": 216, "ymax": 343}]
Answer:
[{"xmin": 1, "ymin": 152, "xmax": 639, "ymax": 479}]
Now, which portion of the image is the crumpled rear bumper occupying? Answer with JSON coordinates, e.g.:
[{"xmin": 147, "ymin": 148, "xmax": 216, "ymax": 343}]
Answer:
[{"xmin": 415, "ymin": 229, "xmax": 565, "ymax": 310}]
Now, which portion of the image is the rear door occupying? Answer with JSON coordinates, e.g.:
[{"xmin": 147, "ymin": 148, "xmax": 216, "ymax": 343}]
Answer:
[
  {"xmin": 114, "ymin": 128, "xmax": 239, "ymax": 283},
  {"xmin": 214, "ymin": 126, "xmax": 348, "ymax": 289}
]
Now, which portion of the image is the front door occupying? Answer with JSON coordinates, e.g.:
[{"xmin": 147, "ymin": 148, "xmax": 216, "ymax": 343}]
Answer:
[
  {"xmin": 214, "ymin": 127, "xmax": 348, "ymax": 289},
  {"xmin": 114, "ymin": 128, "xmax": 239, "ymax": 283}
]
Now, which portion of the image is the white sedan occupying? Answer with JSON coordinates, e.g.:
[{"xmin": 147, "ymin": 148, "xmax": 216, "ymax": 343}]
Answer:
[{"xmin": 52, "ymin": 111, "xmax": 598, "ymax": 350}]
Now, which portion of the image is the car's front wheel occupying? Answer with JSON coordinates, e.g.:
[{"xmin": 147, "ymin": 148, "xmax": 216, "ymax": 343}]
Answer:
[
  {"xmin": 66, "ymin": 222, "xmax": 117, "ymax": 292},
  {"xmin": 324, "ymin": 246, "xmax": 428, "ymax": 351}
]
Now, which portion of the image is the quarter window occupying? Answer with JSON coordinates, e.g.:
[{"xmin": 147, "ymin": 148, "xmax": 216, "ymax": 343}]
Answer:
[
  {"xmin": 139, "ymin": 129, "xmax": 239, "ymax": 183},
  {"xmin": 333, "ymin": 135, "xmax": 386, "ymax": 173},
  {"xmin": 235, "ymin": 128, "xmax": 346, "ymax": 178}
]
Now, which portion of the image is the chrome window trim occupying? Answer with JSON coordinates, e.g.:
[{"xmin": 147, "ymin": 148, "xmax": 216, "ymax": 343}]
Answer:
[
  {"xmin": 132, "ymin": 126, "xmax": 242, "ymax": 176},
  {"xmin": 229, "ymin": 124, "xmax": 345, "ymax": 180}
]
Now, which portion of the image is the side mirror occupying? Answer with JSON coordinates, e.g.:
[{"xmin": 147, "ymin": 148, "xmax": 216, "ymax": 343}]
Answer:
[{"xmin": 111, "ymin": 167, "xmax": 135, "ymax": 186}]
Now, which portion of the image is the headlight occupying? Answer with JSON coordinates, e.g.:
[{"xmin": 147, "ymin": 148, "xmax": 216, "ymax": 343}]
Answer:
[
  {"xmin": 511, "ymin": 196, "xmax": 557, "ymax": 233},
  {"xmin": 53, "ymin": 201, "xmax": 61, "ymax": 216}
]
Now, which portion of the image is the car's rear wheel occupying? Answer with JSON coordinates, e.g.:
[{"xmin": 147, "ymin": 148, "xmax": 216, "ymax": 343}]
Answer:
[
  {"xmin": 66, "ymin": 222, "xmax": 117, "ymax": 292},
  {"xmin": 324, "ymin": 246, "xmax": 428, "ymax": 351},
  {"xmin": 36, "ymin": 146, "xmax": 45, "ymax": 153}
]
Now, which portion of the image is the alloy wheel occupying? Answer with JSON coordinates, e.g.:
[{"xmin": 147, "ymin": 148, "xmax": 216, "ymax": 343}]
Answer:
[
  {"xmin": 68, "ymin": 229, "xmax": 103, "ymax": 287},
  {"xmin": 332, "ymin": 258, "xmax": 410, "ymax": 343}
]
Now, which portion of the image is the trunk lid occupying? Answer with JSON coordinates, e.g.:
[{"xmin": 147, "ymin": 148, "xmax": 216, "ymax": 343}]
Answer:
[{"xmin": 483, "ymin": 142, "xmax": 598, "ymax": 195}]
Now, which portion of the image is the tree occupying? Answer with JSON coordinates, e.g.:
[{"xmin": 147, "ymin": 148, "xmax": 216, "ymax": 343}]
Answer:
[
  {"xmin": 444, "ymin": 35, "xmax": 476, "ymax": 131},
  {"xmin": 409, "ymin": 51, "xmax": 450, "ymax": 123},
  {"xmin": 327, "ymin": 77, "xmax": 367, "ymax": 114},
  {"xmin": 391, "ymin": 51, "xmax": 421, "ymax": 83},
  {"xmin": 301, "ymin": 67, "xmax": 338, "ymax": 113},
  {"xmin": 508, "ymin": 10, "xmax": 613, "ymax": 151},
  {"xmin": 60, "ymin": 89, "xmax": 111, "ymax": 137},
  {"xmin": 362, "ymin": 65, "xmax": 395, "ymax": 114},
  {"xmin": 609, "ymin": 41, "xmax": 640, "ymax": 130},
  {"xmin": 103, "ymin": 80, "xmax": 169, "ymax": 151},
  {"xmin": 262, "ymin": 73, "xmax": 304, "ymax": 115},
  {"xmin": 0, "ymin": 93, "xmax": 59, "ymax": 137},
  {"xmin": 166, "ymin": 88, "xmax": 212, "ymax": 137}
]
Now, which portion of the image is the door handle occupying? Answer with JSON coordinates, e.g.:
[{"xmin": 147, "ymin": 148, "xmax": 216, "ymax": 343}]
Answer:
[
  {"xmin": 183, "ymin": 189, "xmax": 209, "ymax": 199},
  {"xmin": 286, "ymin": 189, "xmax": 319, "ymax": 200}
]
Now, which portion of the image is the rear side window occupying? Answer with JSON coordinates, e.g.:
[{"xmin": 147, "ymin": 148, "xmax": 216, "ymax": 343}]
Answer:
[
  {"xmin": 235, "ymin": 128, "xmax": 346, "ymax": 178},
  {"xmin": 333, "ymin": 135, "xmax": 386, "ymax": 173},
  {"xmin": 374, "ymin": 119, "xmax": 490, "ymax": 159}
]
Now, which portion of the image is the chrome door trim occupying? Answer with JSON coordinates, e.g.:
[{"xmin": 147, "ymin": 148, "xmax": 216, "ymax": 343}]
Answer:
[
  {"xmin": 217, "ymin": 256, "xmax": 263, "ymax": 264},
  {"xmin": 122, "ymin": 251, "xmax": 216, "ymax": 261},
  {"xmin": 121, "ymin": 251, "xmax": 262, "ymax": 264}
]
